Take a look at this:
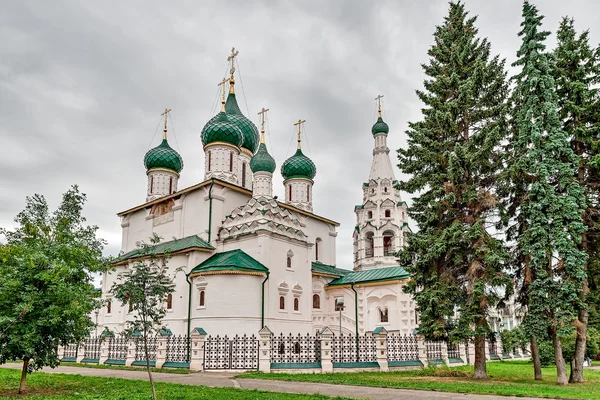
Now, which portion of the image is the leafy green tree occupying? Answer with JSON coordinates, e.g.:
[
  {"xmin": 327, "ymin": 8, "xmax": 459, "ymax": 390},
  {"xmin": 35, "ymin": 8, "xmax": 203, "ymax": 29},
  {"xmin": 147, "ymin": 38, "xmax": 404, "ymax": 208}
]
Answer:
[
  {"xmin": 0, "ymin": 186, "xmax": 106, "ymax": 394},
  {"xmin": 504, "ymin": 2, "xmax": 588, "ymax": 385},
  {"xmin": 553, "ymin": 16, "xmax": 600, "ymax": 383},
  {"xmin": 110, "ymin": 234, "xmax": 176, "ymax": 400},
  {"xmin": 397, "ymin": 1, "xmax": 511, "ymax": 379}
]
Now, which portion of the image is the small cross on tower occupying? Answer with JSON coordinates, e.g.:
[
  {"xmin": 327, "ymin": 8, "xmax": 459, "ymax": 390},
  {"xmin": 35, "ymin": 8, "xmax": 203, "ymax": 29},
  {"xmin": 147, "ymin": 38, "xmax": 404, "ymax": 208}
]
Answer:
[
  {"xmin": 217, "ymin": 77, "xmax": 229, "ymax": 110},
  {"xmin": 227, "ymin": 47, "xmax": 239, "ymax": 78},
  {"xmin": 375, "ymin": 94, "xmax": 384, "ymax": 117},
  {"xmin": 294, "ymin": 119, "xmax": 306, "ymax": 149},
  {"xmin": 161, "ymin": 108, "xmax": 171, "ymax": 139},
  {"xmin": 257, "ymin": 107, "xmax": 270, "ymax": 143}
]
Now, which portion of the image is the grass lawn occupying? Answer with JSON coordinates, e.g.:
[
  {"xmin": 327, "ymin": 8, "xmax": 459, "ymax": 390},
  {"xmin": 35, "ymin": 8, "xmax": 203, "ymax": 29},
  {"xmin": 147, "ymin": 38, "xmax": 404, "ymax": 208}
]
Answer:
[
  {"xmin": 239, "ymin": 361, "xmax": 600, "ymax": 399},
  {"xmin": 59, "ymin": 361, "xmax": 190, "ymax": 374},
  {"xmin": 0, "ymin": 368, "xmax": 353, "ymax": 400}
]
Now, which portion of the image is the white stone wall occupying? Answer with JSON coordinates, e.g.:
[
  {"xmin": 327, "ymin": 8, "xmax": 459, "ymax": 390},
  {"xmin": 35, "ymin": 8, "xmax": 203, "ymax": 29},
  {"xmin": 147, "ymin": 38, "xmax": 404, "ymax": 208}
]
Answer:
[
  {"xmin": 204, "ymin": 144, "xmax": 240, "ymax": 184},
  {"xmin": 252, "ymin": 171, "xmax": 273, "ymax": 198},
  {"xmin": 238, "ymin": 152, "xmax": 253, "ymax": 191},
  {"xmin": 146, "ymin": 170, "xmax": 179, "ymax": 202},
  {"xmin": 284, "ymin": 179, "xmax": 313, "ymax": 212}
]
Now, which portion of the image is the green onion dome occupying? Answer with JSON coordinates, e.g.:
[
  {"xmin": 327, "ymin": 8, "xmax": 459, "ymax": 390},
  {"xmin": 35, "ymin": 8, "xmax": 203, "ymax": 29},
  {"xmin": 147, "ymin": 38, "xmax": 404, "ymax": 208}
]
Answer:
[
  {"xmin": 201, "ymin": 111, "xmax": 244, "ymax": 148},
  {"xmin": 281, "ymin": 148, "xmax": 316, "ymax": 180},
  {"xmin": 371, "ymin": 116, "xmax": 389, "ymax": 135},
  {"xmin": 250, "ymin": 143, "xmax": 276, "ymax": 173},
  {"xmin": 225, "ymin": 93, "xmax": 260, "ymax": 154},
  {"xmin": 144, "ymin": 138, "xmax": 183, "ymax": 173}
]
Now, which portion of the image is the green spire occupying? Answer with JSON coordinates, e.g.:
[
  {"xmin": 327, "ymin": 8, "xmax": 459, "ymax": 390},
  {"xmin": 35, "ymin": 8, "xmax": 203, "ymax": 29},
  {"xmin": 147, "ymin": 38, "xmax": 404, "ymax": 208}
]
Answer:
[
  {"xmin": 371, "ymin": 116, "xmax": 389, "ymax": 135},
  {"xmin": 144, "ymin": 138, "xmax": 183, "ymax": 173},
  {"xmin": 225, "ymin": 92, "xmax": 260, "ymax": 153},
  {"xmin": 250, "ymin": 143, "xmax": 276, "ymax": 173}
]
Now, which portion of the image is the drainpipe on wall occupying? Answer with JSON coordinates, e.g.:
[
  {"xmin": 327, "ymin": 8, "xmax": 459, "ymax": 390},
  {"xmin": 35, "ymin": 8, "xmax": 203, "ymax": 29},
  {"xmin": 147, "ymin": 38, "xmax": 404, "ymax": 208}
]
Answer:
[
  {"xmin": 261, "ymin": 272, "xmax": 270, "ymax": 328},
  {"xmin": 185, "ymin": 273, "xmax": 192, "ymax": 362},
  {"xmin": 351, "ymin": 283, "xmax": 359, "ymax": 362},
  {"xmin": 207, "ymin": 179, "xmax": 215, "ymax": 243}
]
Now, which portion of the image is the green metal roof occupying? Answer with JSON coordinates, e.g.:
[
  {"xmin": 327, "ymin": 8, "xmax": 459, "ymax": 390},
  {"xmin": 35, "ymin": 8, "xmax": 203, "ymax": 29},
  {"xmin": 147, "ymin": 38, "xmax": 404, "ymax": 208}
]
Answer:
[
  {"xmin": 116, "ymin": 235, "xmax": 214, "ymax": 263},
  {"xmin": 311, "ymin": 262, "xmax": 351, "ymax": 277},
  {"xmin": 327, "ymin": 266, "xmax": 409, "ymax": 286},
  {"xmin": 371, "ymin": 116, "xmax": 389, "ymax": 135},
  {"xmin": 144, "ymin": 138, "xmax": 184, "ymax": 173},
  {"xmin": 250, "ymin": 143, "xmax": 276, "ymax": 173},
  {"xmin": 190, "ymin": 249, "xmax": 268, "ymax": 274},
  {"xmin": 281, "ymin": 148, "xmax": 317, "ymax": 180},
  {"xmin": 201, "ymin": 111, "xmax": 244, "ymax": 148}
]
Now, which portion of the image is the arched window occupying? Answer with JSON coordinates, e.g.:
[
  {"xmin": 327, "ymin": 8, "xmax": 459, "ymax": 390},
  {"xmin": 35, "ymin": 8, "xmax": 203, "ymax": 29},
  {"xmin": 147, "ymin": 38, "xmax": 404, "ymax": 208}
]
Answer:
[
  {"xmin": 279, "ymin": 296, "xmax": 285, "ymax": 310},
  {"xmin": 383, "ymin": 231, "xmax": 394, "ymax": 256},
  {"xmin": 384, "ymin": 187, "xmax": 388, "ymax": 193},
  {"xmin": 367, "ymin": 211, "xmax": 373, "ymax": 219},
  {"xmin": 365, "ymin": 232, "xmax": 375, "ymax": 258},
  {"xmin": 107, "ymin": 300, "xmax": 112, "ymax": 314},
  {"xmin": 307, "ymin": 185, "xmax": 310, "ymax": 202},
  {"xmin": 169, "ymin": 177, "xmax": 173, "ymax": 194},
  {"xmin": 380, "ymin": 308, "xmax": 389, "ymax": 323},
  {"xmin": 289, "ymin": 185, "xmax": 293, "ymax": 201},
  {"xmin": 294, "ymin": 298, "xmax": 299, "ymax": 311},
  {"xmin": 312, "ymin": 294, "xmax": 320, "ymax": 309},
  {"xmin": 293, "ymin": 342, "xmax": 301, "ymax": 354},
  {"xmin": 199, "ymin": 290, "xmax": 205, "ymax": 307},
  {"xmin": 229, "ymin": 152, "xmax": 234, "ymax": 172},
  {"xmin": 385, "ymin": 209, "xmax": 391, "ymax": 218},
  {"xmin": 315, "ymin": 238, "xmax": 322, "ymax": 261},
  {"xmin": 208, "ymin": 151, "xmax": 212, "ymax": 171},
  {"xmin": 287, "ymin": 256, "xmax": 292, "ymax": 269},
  {"xmin": 149, "ymin": 176, "xmax": 153, "ymax": 194},
  {"xmin": 242, "ymin": 162, "xmax": 246, "ymax": 187},
  {"xmin": 167, "ymin": 294, "xmax": 173, "ymax": 310}
]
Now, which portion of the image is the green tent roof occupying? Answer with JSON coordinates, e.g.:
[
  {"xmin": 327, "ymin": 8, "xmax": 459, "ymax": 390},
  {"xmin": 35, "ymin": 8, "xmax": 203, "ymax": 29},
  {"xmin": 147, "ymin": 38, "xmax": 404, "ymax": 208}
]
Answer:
[
  {"xmin": 328, "ymin": 266, "xmax": 409, "ymax": 286},
  {"xmin": 190, "ymin": 249, "xmax": 268, "ymax": 274},
  {"xmin": 311, "ymin": 262, "xmax": 351, "ymax": 277},
  {"xmin": 116, "ymin": 235, "xmax": 214, "ymax": 263}
]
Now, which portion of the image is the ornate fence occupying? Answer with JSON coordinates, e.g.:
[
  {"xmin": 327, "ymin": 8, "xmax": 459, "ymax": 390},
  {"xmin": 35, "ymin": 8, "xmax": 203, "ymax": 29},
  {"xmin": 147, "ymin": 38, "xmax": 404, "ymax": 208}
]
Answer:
[
  {"xmin": 271, "ymin": 333, "xmax": 321, "ymax": 364},
  {"xmin": 134, "ymin": 336, "xmax": 157, "ymax": 363},
  {"xmin": 386, "ymin": 333, "xmax": 419, "ymax": 362},
  {"xmin": 165, "ymin": 335, "xmax": 189, "ymax": 364},
  {"xmin": 425, "ymin": 340, "xmax": 443, "ymax": 361},
  {"xmin": 332, "ymin": 333, "xmax": 377, "ymax": 363},
  {"xmin": 63, "ymin": 343, "xmax": 78, "ymax": 360},
  {"xmin": 204, "ymin": 334, "xmax": 259, "ymax": 370},
  {"xmin": 447, "ymin": 341, "xmax": 460, "ymax": 359},
  {"xmin": 488, "ymin": 338, "xmax": 498, "ymax": 357},
  {"xmin": 82, "ymin": 337, "xmax": 102, "ymax": 361},
  {"xmin": 107, "ymin": 336, "xmax": 127, "ymax": 360}
]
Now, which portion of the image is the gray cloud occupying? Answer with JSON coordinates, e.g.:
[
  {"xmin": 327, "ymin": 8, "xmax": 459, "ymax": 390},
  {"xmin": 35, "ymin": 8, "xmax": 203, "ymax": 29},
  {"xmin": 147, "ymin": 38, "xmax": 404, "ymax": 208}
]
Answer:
[{"xmin": 1, "ymin": 0, "xmax": 599, "ymax": 266}]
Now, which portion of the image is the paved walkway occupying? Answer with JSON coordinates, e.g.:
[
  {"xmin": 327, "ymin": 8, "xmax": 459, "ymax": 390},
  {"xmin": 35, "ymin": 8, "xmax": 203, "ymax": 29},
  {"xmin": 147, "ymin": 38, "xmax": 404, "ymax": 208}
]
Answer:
[{"xmin": 0, "ymin": 363, "xmax": 548, "ymax": 400}]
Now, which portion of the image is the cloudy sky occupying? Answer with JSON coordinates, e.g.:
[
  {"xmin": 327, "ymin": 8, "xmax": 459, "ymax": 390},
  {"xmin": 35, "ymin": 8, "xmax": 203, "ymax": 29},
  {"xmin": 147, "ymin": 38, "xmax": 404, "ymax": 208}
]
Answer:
[{"xmin": 1, "ymin": 0, "xmax": 599, "ymax": 268}]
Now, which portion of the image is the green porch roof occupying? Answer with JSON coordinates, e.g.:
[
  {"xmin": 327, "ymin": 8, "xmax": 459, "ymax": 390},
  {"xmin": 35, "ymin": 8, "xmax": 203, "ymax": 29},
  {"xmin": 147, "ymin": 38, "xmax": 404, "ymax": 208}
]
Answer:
[
  {"xmin": 190, "ymin": 249, "xmax": 268, "ymax": 274},
  {"xmin": 116, "ymin": 235, "xmax": 214, "ymax": 263},
  {"xmin": 328, "ymin": 266, "xmax": 409, "ymax": 286},
  {"xmin": 311, "ymin": 262, "xmax": 351, "ymax": 277}
]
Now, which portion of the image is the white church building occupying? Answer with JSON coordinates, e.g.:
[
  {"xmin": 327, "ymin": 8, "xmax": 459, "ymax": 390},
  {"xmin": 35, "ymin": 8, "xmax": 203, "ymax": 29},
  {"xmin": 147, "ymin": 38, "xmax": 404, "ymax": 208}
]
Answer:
[{"xmin": 98, "ymin": 52, "xmax": 417, "ymax": 337}]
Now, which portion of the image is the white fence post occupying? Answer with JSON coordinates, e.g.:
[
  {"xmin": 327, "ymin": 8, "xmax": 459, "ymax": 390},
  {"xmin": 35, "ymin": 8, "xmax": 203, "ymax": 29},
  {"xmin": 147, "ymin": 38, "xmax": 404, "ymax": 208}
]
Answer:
[
  {"xmin": 441, "ymin": 341, "xmax": 449, "ymax": 366},
  {"xmin": 76, "ymin": 340, "xmax": 85, "ymax": 363},
  {"xmin": 468, "ymin": 339, "xmax": 476, "ymax": 365},
  {"xmin": 458, "ymin": 341, "xmax": 467, "ymax": 365},
  {"xmin": 416, "ymin": 334, "xmax": 428, "ymax": 368},
  {"xmin": 155, "ymin": 330, "xmax": 170, "ymax": 368},
  {"xmin": 320, "ymin": 327, "xmax": 334, "ymax": 373},
  {"xmin": 373, "ymin": 327, "xmax": 389, "ymax": 372},
  {"xmin": 125, "ymin": 337, "xmax": 136, "ymax": 366},
  {"xmin": 99, "ymin": 336, "xmax": 110, "ymax": 365},
  {"xmin": 258, "ymin": 326, "xmax": 272, "ymax": 373},
  {"xmin": 190, "ymin": 328, "xmax": 207, "ymax": 371}
]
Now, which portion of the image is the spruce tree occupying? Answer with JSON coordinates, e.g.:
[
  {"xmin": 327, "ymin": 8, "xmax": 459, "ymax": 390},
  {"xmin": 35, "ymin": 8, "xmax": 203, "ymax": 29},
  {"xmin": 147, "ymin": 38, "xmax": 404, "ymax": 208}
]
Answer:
[
  {"xmin": 553, "ymin": 16, "xmax": 600, "ymax": 383},
  {"xmin": 505, "ymin": 2, "xmax": 588, "ymax": 385},
  {"xmin": 397, "ymin": 1, "xmax": 510, "ymax": 379}
]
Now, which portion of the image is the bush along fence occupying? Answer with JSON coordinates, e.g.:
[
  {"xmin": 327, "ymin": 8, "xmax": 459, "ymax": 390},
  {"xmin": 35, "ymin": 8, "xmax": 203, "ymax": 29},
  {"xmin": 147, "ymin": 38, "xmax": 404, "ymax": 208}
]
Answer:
[{"xmin": 59, "ymin": 327, "xmax": 527, "ymax": 373}]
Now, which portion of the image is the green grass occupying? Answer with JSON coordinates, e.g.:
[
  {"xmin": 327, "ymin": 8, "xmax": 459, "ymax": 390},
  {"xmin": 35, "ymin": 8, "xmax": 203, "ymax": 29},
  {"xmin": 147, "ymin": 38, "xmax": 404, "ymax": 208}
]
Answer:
[
  {"xmin": 239, "ymin": 361, "xmax": 600, "ymax": 399},
  {"xmin": 0, "ymin": 368, "xmax": 353, "ymax": 399},
  {"xmin": 59, "ymin": 362, "xmax": 190, "ymax": 374}
]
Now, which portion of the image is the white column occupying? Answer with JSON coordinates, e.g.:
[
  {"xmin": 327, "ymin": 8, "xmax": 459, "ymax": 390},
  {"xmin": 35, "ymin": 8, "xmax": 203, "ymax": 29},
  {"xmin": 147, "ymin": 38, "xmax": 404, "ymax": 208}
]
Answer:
[
  {"xmin": 320, "ymin": 327, "xmax": 334, "ymax": 373},
  {"xmin": 374, "ymin": 328, "xmax": 389, "ymax": 372},
  {"xmin": 258, "ymin": 327, "xmax": 273, "ymax": 373},
  {"xmin": 416, "ymin": 334, "xmax": 428, "ymax": 368},
  {"xmin": 190, "ymin": 328, "xmax": 207, "ymax": 371}
]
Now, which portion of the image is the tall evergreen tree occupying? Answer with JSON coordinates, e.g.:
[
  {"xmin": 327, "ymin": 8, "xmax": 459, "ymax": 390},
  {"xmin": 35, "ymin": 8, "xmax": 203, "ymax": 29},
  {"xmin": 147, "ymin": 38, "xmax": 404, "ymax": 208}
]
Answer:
[
  {"xmin": 553, "ymin": 16, "xmax": 600, "ymax": 383},
  {"xmin": 397, "ymin": 1, "xmax": 510, "ymax": 379},
  {"xmin": 505, "ymin": 2, "xmax": 588, "ymax": 385}
]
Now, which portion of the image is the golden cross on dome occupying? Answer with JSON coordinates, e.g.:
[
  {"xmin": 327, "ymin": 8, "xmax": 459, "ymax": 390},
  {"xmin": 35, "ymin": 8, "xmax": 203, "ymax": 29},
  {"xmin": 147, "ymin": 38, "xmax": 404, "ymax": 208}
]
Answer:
[
  {"xmin": 217, "ymin": 77, "xmax": 229, "ymax": 111},
  {"xmin": 227, "ymin": 47, "xmax": 239, "ymax": 79},
  {"xmin": 294, "ymin": 119, "xmax": 306, "ymax": 149},
  {"xmin": 161, "ymin": 108, "xmax": 171, "ymax": 139},
  {"xmin": 375, "ymin": 94, "xmax": 384, "ymax": 117},
  {"xmin": 257, "ymin": 107, "xmax": 270, "ymax": 143}
]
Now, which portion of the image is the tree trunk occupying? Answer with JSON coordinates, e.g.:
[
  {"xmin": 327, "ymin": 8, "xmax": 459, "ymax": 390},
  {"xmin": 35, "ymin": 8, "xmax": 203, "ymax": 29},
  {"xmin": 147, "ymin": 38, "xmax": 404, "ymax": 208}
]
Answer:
[
  {"xmin": 473, "ymin": 335, "xmax": 488, "ymax": 379},
  {"xmin": 18, "ymin": 358, "xmax": 29, "ymax": 394},
  {"xmin": 530, "ymin": 336, "xmax": 542, "ymax": 381},
  {"xmin": 143, "ymin": 329, "xmax": 157, "ymax": 400},
  {"xmin": 552, "ymin": 330, "xmax": 569, "ymax": 385},
  {"xmin": 570, "ymin": 283, "xmax": 589, "ymax": 383}
]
